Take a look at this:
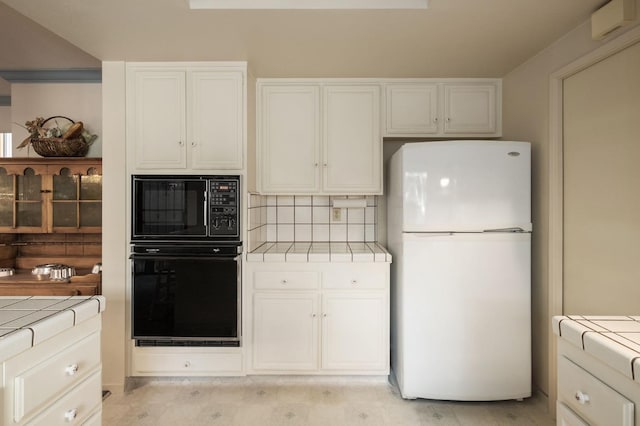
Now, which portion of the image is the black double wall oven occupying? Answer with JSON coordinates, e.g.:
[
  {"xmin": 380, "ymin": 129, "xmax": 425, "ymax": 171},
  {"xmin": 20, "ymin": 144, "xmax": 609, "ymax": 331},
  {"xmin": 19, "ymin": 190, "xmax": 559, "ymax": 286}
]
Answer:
[{"xmin": 130, "ymin": 175, "xmax": 241, "ymax": 347}]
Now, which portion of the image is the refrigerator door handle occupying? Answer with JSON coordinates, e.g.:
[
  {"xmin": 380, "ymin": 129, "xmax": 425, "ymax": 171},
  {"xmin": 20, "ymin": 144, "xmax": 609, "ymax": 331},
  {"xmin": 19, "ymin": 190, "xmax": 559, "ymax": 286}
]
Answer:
[{"xmin": 482, "ymin": 227, "xmax": 527, "ymax": 233}]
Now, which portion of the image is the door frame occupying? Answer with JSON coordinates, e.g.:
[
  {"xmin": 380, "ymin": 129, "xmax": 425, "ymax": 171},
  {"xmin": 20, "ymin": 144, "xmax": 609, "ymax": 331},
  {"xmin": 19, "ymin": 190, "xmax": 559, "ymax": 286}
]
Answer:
[{"xmin": 548, "ymin": 24, "xmax": 640, "ymax": 411}]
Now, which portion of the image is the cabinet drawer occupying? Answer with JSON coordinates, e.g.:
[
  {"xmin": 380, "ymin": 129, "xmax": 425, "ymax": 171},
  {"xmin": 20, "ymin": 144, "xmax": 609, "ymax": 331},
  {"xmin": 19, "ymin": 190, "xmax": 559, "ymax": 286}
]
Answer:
[
  {"xmin": 558, "ymin": 356, "xmax": 634, "ymax": 426},
  {"xmin": 323, "ymin": 267, "xmax": 386, "ymax": 289},
  {"xmin": 132, "ymin": 349, "xmax": 243, "ymax": 375},
  {"xmin": 254, "ymin": 271, "xmax": 319, "ymax": 290},
  {"xmin": 556, "ymin": 401, "xmax": 589, "ymax": 426},
  {"xmin": 12, "ymin": 332, "xmax": 101, "ymax": 422},
  {"xmin": 26, "ymin": 370, "xmax": 102, "ymax": 426}
]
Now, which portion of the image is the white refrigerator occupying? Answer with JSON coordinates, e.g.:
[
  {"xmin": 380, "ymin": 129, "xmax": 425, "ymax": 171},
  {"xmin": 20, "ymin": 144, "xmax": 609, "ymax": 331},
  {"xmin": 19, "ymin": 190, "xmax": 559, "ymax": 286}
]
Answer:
[{"xmin": 387, "ymin": 140, "xmax": 532, "ymax": 401}]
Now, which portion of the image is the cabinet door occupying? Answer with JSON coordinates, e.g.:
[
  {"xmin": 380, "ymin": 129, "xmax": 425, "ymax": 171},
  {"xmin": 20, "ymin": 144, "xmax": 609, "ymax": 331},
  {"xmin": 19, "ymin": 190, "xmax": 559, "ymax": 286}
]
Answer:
[
  {"xmin": 50, "ymin": 167, "xmax": 102, "ymax": 233},
  {"xmin": 321, "ymin": 292, "xmax": 387, "ymax": 371},
  {"xmin": 385, "ymin": 84, "xmax": 439, "ymax": 136},
  {"xmin": 188, "ymin": 71, "xmax": 243, "ymax": 170},
  {"xmin": 253, "ymin": 292, "xmax": 319, "ymax": 370},
  {"xmin": 442, "ymin": 83, "xmax": 498, "ymax": 135},
  {"xmin": 0, "ymin": 167, "xmax": 47, "ymax": 233},
  {"xmin": 258, "ymin": 85, "xmax": 320, "ymax": 193},
  {"xmin": 129, "ymin": 70, "xmax": 187, "ymax": 169},
  {"xmin": 323, "ymin": 85, "xmax": 381, "ymax": 194}
]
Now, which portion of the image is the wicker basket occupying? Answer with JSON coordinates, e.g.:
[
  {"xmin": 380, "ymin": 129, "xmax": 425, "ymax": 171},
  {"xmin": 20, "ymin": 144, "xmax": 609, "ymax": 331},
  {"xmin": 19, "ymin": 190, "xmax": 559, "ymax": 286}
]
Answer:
[{"xmin": 30, "ymin": 116, "xmax": 89, "ymax": 157}]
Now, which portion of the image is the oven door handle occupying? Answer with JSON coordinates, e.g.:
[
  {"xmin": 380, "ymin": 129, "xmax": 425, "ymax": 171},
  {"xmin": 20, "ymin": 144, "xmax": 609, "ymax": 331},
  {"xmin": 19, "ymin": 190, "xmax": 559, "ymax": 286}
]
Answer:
[{"xmin": 130, "ymin": 254, "xmax": 240, "ymax": 261}]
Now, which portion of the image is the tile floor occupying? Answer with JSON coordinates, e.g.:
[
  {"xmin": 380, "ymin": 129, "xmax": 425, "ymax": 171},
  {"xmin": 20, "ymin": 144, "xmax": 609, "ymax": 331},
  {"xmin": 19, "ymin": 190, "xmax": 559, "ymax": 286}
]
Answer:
[{"xmin": 102, "ymin": 376, "xmax": 555, "ymax": 426}]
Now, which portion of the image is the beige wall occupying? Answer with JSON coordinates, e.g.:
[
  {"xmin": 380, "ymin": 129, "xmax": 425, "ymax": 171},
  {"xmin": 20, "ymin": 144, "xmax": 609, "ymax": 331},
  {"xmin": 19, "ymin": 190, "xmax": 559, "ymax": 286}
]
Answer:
[
  {"xmin": 0, "ymin": 106, "xmax": 10, "ymax": 133},
  {"xmin": 10, "ymin": 83, "xmax": 102, "ymax": 157},
  {"xmin": 502, "ymin": 7, "xmax": 640, "ymax": 396}
]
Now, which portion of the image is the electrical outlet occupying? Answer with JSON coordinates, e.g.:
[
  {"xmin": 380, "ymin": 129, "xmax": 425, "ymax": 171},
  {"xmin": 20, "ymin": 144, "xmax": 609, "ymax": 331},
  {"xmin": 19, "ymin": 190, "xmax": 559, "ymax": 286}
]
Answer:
[{"xmin": 332, "ymin": 207, "xmax": 342, "ymax": 222}]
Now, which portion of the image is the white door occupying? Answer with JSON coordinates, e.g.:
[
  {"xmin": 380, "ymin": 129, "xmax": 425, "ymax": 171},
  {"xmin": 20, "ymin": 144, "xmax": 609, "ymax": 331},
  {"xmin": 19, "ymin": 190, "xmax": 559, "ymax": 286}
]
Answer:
[
  {"xmin": 399, "ymin": 140, "xmax": 531, "ymax": 232},
  {"xmin": 258, "ymin": 85, "xmax": 320, "ymax": 193},
  {"xmin": 252, "ymin": 292, "xmax": 319, "ymax": 370},
  {"xmin": 443, "ymin": 83, "xmax": 498, "ymax": 134},
  {"xmin": 321, "ymin": 292, "xmax": 387, "ymax": 371},
  {"xmin": 188, "ymin": 71, "xmax": 243, "ymax": 170},
  {"xmin": 563, "ymin": 40, "xmax": 640, "ymax": 315},
  {"xmin": 323, "ymin": 85, "xmax": 381, "ymax": 194},
  {"xmin": 398, "ymin": 232, "xmax": 531, "ymax": 400},
  {"xmin": 129, "ymin": 70, "xmax": 186, "ymax": 169},
  {"xmin": 384, "ymin": 84, "xmax": 439, "ymax": 136}
]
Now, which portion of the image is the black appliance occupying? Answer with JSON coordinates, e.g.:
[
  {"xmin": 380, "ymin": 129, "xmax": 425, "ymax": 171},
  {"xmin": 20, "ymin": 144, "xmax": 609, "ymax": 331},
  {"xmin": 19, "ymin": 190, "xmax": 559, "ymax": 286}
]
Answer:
[
  {"xmin": 130, "ymin": 175, "xmax": 242, "ymax": 347},
  {"xmin": 131, "ymin": 175, "xmax": 239, "ymax": 242}
]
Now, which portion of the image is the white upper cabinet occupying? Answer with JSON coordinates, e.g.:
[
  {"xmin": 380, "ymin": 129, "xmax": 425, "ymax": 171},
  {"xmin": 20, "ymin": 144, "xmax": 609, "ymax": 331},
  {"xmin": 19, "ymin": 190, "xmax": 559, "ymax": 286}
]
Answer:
[
  {"xmin": 258, "ymin": 85, "xmax": 321, "ymax": 193},
  {"xmin": 257, "ymin": 80, "xmax": 382, "ymax": 195},
  {"xmin": 322, "ymin": 85, "xmax": 381, "ymax": 193},
  {"xmin": 127, "ymin": 63, "xmax": 245, "ymax": 172},
  {"xmin": 384, "ymin": 80, "xmax": 502, "ymax": 137}
]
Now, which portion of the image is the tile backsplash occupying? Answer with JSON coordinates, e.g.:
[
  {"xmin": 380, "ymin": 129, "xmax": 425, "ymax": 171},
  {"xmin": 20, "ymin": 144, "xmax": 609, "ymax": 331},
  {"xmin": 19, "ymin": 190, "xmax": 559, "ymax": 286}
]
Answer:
[{"xmin": 247, "ymin": 194, "xmax": 377, "ymax": 251}]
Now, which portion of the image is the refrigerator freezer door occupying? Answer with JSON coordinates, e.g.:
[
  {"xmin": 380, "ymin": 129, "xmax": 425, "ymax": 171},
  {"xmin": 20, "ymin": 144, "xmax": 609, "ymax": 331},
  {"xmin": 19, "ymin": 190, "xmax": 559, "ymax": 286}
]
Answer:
[
  {"xmin": 394, "ymin": 232, "xmax": 531, "ymax": 401},
  {"xmin": 397, "ymin": 140, "xmax": 531, "ymax": 232}
]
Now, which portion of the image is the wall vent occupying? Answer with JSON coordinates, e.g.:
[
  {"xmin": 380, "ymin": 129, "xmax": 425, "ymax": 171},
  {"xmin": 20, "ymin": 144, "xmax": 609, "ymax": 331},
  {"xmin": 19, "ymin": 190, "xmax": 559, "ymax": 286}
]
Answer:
[{"xmin": 591, "ymin": 0, "xmax": 636, "ymax": 40}]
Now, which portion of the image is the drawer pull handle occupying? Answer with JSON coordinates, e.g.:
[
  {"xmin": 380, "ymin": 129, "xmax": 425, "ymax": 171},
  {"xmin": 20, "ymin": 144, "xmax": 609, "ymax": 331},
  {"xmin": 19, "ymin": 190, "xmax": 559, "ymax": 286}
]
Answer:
[
  {"xmin": 574, "ymin": 391, "xmax": 590, "ymax": 405},
  {"xmin": 64, "ymin": 408, "xmax": 78, "ymax": 422},
  {"xmin": 65, "ymin": 364, "xmax": 79, "ymax": 376}
]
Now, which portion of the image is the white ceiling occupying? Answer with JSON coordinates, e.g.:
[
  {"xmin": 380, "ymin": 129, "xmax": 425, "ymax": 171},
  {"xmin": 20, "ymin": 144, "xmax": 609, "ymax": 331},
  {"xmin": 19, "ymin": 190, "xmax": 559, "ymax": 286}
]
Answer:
[{"xmin": 1, "ymin": 0, "xmax": 605, "ymax": 82}]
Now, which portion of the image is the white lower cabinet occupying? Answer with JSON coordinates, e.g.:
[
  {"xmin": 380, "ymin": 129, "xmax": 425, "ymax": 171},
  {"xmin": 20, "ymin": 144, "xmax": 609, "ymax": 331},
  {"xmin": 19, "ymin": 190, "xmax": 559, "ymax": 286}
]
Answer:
[
  {"xmin": 253, "ymin": 293, "xmax": 319, "ymax": 370},
  {"xmin": 556, "ymin": 339, "xmax": 638, "ymax": 426},
  {"xmin": 248, "ymin": 262, "xmax": 389, "ymax": 375},
  {"xmin": 321, "ymin": 293, "xmax": 386, "ymax": 371},
  {"xmin": 2, "ymin": 315, "xmax": 103, "ymax": 425}
]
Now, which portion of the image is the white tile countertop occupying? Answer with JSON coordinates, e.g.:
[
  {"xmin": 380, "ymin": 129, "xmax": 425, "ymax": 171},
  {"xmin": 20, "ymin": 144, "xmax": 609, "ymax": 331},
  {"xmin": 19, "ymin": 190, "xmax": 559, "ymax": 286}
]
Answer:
[
  {"xmin": 0, "ymin": 296, "xmax": 105, "ymax": 361},
  {"xmin": 247, "ymin": 242, "xmax": 392, "ymax": 263},
  {"xmin": 553, "ymin": 315, "xmax": 640, "ymax": 384}
]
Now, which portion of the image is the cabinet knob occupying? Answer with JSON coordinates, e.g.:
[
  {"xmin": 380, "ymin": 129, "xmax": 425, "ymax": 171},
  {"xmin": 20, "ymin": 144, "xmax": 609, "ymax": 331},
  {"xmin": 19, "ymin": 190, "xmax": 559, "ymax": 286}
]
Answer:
[
  {"xmin": 323, "ymin": 163, "xmax": 328, "ymax": 167},
  {"xmin": 446, "ymin": 117, "xmax": 451, "ymax": 123},
  {"xmin": 312, "ymin": 313, "xmax": 317, "ymax": 317},
  {"xmin": 178, "ymin": 141, "xmax": 184, "ymax": 146},
  {"xmin": 351, "ymin": 280, "xmax": 358, "ymax": 285},
  {"xmin": 433, "ymin": 117, "xmax": 438, "ymax": 123},
  {"xmin": 184, "ymin": 361, "xmax": 191, "ymax": 368},
  {"xmin": 191, "ymin": 141, "xmax": 197, "ymax": 147},
  {"xmin": 65, "ymin": 364, "xmax": 79, "ymax": 376},
  {"xmin": 281, "ymin": 279, "xmax": 287, "ymax": 284},
  {"xmin": 323, "ymin": 313, "xmax": 327, "ymax": 317},
  {"xmin": 64, "ymin": 409, "xmax": 78, "ymax": 422},
  {"xmin": 314, "ymin": 163, "xmax": 318, "ymax": 167},
  {"xmin": 574, "ymin": 391, "xmax": 590, "ymax": 405}
]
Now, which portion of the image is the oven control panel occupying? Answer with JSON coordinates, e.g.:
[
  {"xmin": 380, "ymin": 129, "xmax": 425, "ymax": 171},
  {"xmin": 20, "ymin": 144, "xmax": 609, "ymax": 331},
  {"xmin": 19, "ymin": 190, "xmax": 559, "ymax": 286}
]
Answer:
[{"xmin": 209, "ymin": 178, "xmax": 239, "ymax": 238}]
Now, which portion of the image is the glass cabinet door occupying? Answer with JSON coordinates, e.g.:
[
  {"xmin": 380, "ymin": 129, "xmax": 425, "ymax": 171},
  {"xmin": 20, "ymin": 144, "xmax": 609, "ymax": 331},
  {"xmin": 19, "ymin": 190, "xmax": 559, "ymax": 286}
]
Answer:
[
  {"xmin": 0, "ymin": 167, "xmax": 45, "ymax": 230},
  {"xmin": 52, "ymin": 167, "xmax": 102, "ymax": 230}
]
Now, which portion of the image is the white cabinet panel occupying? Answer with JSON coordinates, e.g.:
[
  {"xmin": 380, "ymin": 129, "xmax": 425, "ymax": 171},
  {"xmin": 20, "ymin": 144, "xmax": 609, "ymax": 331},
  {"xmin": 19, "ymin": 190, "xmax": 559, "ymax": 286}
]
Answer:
[
  {"xmin": 558, "ymin": 356, "xmax": 634, "ymax": 426},
  {"xmin": 322, "ymin": 293, "xmax": 386, "ymax": 370},
  {"xmin": 253, "ymin": 292, "xmax": 319, "ymax": 370},
  {"xmin": 257, "ymin": 80, "xmax": 382, "ymax": 194},
  {"xmin": 130, "ymin": 71, "xmax": 187, "ymax": 169},
  {"xmin": 258, "ymin": 85, "xmax": 320, "ymax": 193},
  {"xmin": 383, "ymin": 80, "xmax": 501, "ymax": 137},
  {"xmin": 385, "ymin": 84, "xmax": 439, "ymax": 135},
  {"xmin": 557, "ymin": 401, "xmax": 589, "ymax": 426},
  {"xmin": 443, "ymin": 83, "xmax": 497, "ymax": 134},
  {"xmin": 189, "ymin": 71, "xmax": 243, "ymax": 169},
  {"xmin": 323, "ymin": 85, "xmax": 381, "ymax": 193},
  {"xmin": 247, "ymin": 262, "xmax": 389, "ymax": 375},
  {"xmin": 127, "ymin": 63, "xmax": 245, "ymax": 172}
]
